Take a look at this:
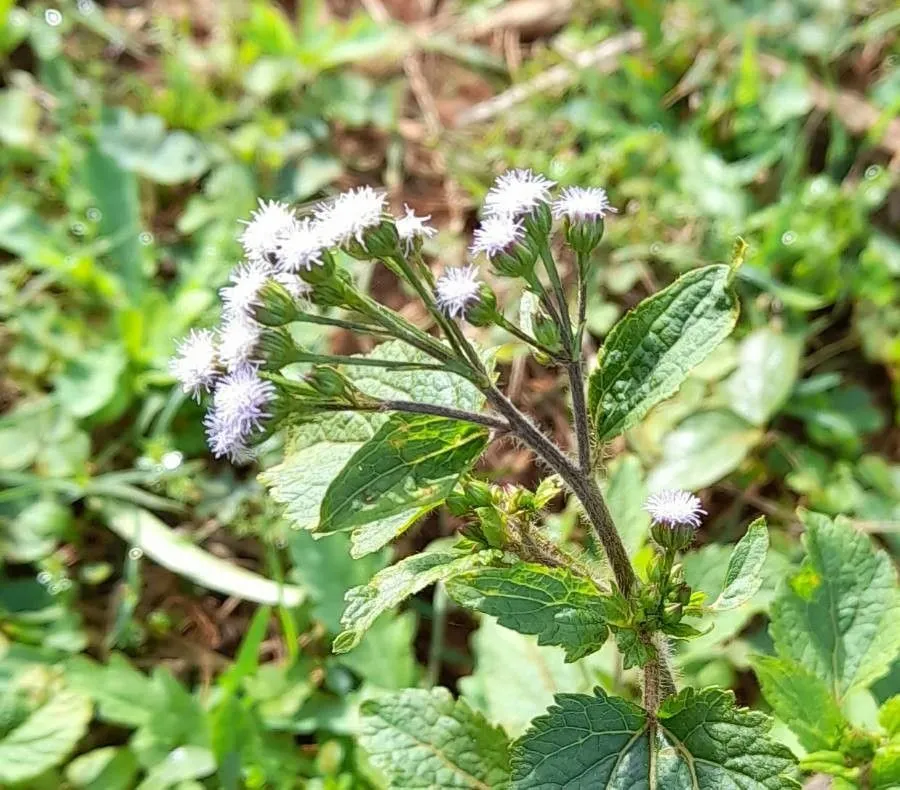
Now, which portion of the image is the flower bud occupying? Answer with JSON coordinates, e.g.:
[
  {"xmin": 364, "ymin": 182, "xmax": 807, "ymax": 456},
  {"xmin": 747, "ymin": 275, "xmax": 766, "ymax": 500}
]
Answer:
[
  {"xmin": 650, "ymin": 521, "xmax": 695, "ymax": 552},
  {"xmin": 465, "ymin": 283, "xmax": 499, "ymax": 327},
  {"xmin": 522, "ymin": 201, "xmax": 553, "ymax": 242},
  {"xmin": 254, "ymin": 281, "xmax": 300, "ymax": 327},
  {"xmin": 564, "ymin": 217, "xmax": 605, "ymax": 259},
  {"xmin": 533, "ymin": 312, "xmax": 563, "ymax": 353},
  {"xmin": 298, "ymin": 249, "xmax": 336, "ymax": 286},
  {"xmin": 258, "ymin": 328, "xmax": 300, "ymax": 370},
  {"xmin": 306, "ymin": 366, "xmax": 358, "ymax": 401}
]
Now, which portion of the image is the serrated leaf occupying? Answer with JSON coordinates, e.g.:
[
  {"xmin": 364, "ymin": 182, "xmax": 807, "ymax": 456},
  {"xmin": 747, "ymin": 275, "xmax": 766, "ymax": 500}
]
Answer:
[
  {"xmin": 588, "ymin": 265, "xmax": 739, "ymax": 442},
  {"xmin": 770, "ymin": 511, "xmax": 900, "ymax": 700},
  {"xmin": 0, "ymin": 689, "xmax": 93, "ymax": 784},
  {"xmin": 711, "ymin": 517, "xmax": 769, "ymax": 611},
  {"xmin": 261, "ymin": 340, "xmax": 485, "ymax": 556},
  {"xmin": 320, "ymin": 414, "xmax": 489, "ymax": 533},
  {"xmin": 360, "ymin": 687, "xmax": 510, "ymax": 789},
  {"xmin": 752, "ymin": 655, "xmax": 847, "ymax": 751},
  {"xmin": 510, "ymin": 686, "xmax": 798, "ymax": 789},
  {"xmin": 446, "ymin": 563, "xmax": 609, "ymax": 662},
  {"xmin": 614, "ymin": 628, "xmax": 653, "ymax": 670},
  {"xmin": 334, "ymin": 550, "xmax": 499, "ymax": 652}
]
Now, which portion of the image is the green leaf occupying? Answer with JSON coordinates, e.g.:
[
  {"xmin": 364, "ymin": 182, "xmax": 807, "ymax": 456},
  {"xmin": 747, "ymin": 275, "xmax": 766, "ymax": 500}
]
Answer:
[
  {"xmin": 135, "ymin": 745, "xmax": 216, "ymax": 790},
  {"xmin": 261, "ymin": 340, "xmax": 485, "ymax": 556},
  {"xmin": 647, "ymin": 409, "xmax": 761, "ymax": 492},
  {"xmin": 510, "ymin": 687, "xmax": 798, "ymax": 789},
  {"xmin": 0, "ymin": 689, "xmax": 92, "ymax": 784},
  {"xmin": 723, "ymin": 329, "xmax": 803, "ymax": 426},
  {"xmin": 359, "ymin": 687, "xmax": 510, "ymax": 789},
  {"xmin": 99, "ymin": 108, "xmax": 210, "ymax": 184},
  {"xmin": 66, "ymin": 653, "xmax": 160, "ymax": 728},
  {"xmin": 320, "ymin": 414, "xmax": 489, "ymax": 533},
  {"xmin": 614, "ymin": 629, "xmax": 654, "ymax": 670},
  {"xmin": 101, "ymin": 504, "xmax": 304, "ymax": 606},
  {"xmin": 459, "ymin": 618, "xmax": 607, "ymax": 737},
  {"xmin": 588, "ymin": 265, "xmax": 739, "ymax": 442},
  {"xmin": 770, "ymin": 511, "xmax": 900, "ymax": 700},
  {"xmin": 447, "ymin": 563, "xmax": 608, "ymax": 662},
  {"xmin": 340, "ymin": 611, "xmax": 419, "ymax": 690},
  {"xmin": 54, "ymin": 344, "xmax": 128, "ymax": 419},
  {"xmin": 65, "ymin": 747, "xmax": 139, "ymax": 790},
  {"xmin": 334, "ymin": 550, "xmax": 498, "ymax": 652},
  {"xmin": 879, "ymin": 695, "xmax": 900, "ymax": 737},
  {"xmin": 752, "ymin": 655, "xmax": 847, "ymax": 751},
  {"xmin": 602, "ymin": 453, "xmax": 650, "ymax": 557},
  {"xmin": 711, "ymin": 517, "xmax": 769, "ymax": 611}
]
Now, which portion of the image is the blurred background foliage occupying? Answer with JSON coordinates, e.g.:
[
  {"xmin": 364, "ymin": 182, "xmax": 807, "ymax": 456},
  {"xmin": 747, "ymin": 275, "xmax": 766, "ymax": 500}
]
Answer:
[{"xmin": 0, "ymin": 0, "xmax": 898, "ymax": 786}]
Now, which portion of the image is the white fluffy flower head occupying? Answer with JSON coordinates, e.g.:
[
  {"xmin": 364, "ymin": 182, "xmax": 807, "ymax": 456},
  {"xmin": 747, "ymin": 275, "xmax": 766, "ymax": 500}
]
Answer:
[
  {"xmin": 204, "ymin": 367, "xmax": 275, "ymax": 462},
  {"xmin": 552, "ymin": 186, "xmax": 617, "ymax": 221},
  {"xmin": 239, "ymin": 199, "xmax": 296, "ymax": 264},
  {"xmin": 218, "ymin": 315, "xmax": 261, "ymax": 372},
  {"xmin": 470, "ymin": 214, "xmax": 525, "ymax": 259},
  {"xmin": 483, "ymin": 168, "xmax": 555, "ymax": 218},
  {"xmin": 275, "ymin": 217, "xmax": 324, "ymax": 272},
  {"xmin": 169, "ymin": 329, "xmax": 218, "ymax": 400},
  {"xmin": 435, "ymin": 265, "xmax": 481, "ymax": 319},
  {"xmin": 396, "ymin": 205, "xmax": 436, "ymax": 251},
  {"xmin": 220, "ymin": 260, "xmax": 270, "ymax": 319},
  {"xmin": 644, "ymin": 490, "xmax": 706, "ymax": 528},
  {"xmin": 315, "ymin": 186, "xmax": 386, "ymax": 245}
]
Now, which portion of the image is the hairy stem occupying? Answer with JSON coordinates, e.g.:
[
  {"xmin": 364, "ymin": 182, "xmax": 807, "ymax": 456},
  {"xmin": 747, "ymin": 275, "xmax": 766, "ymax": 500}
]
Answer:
[
  {"xmin": 567, "ymin": 359, "xmax": 592, "ymax": 474},
  {"xmin": 483, "ymin": 386, "xmax": 637, "ymax": 594},
  {"xmin": 643, "ymin": 634, "xmax": 677, "ymax": 714},
  {"xmin": 292, "ymin": 311, "xmax": 393, "ymax": 338},
  {"xmin": 538, "ymin": 244, "xmax": 573, "ymax": 346}
]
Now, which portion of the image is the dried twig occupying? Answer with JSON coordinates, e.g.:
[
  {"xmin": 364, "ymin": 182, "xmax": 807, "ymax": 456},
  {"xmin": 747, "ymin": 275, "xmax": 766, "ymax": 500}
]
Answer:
[{"xmin": 453, "ymin": 30, "xmax": 645, "ymax": 127}]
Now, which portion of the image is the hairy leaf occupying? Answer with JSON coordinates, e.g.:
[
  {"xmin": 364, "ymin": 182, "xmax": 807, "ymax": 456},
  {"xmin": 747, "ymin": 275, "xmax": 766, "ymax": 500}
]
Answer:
[
  {"xmin": 320, "ymin": 414, "xmax": 489, "ymax": 533},
  {"xmin": 334, "ymin": 550, "xmax": 499, "ymax": 652},
  {"xmin": 510, "ymin": 687, "xmax": 798, "ymax": 789},
  {"xmin": 0, "ymin": 689, "xmax": 93, "ymax": 784},
  {"xmin": 262, "ymin": 340, "xmax": 484, "ymax": 556},
  {"xmin": 588, "ymin": 265, "xmax": 739, "ymax": 442},
  {"xmin": 712, "ymin": 517, "xmax": 769, "ymax": 611},
  {"xmin": 770, "ymin": 511, "xmax": 900, "ymax": 700},
  {"xmin": 752, "ymin": 655, "xmax": 847, "ymax": 752},
  {"xmin": 447, "ymin": 563, "xmax": 609, "ymax": 662},
  {"xmin": 360, "ymin": 687, "xmax": 510, "ymax": 789}
]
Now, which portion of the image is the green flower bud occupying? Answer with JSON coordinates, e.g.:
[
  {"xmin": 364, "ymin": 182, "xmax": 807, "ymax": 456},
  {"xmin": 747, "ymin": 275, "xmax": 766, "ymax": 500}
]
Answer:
[
  {"xmin": 564, "ymin": 216, "xmax": 605, "ymax": 259},
  {"xmin": 258, "ymin": 328, "xmax": 299, "ymax": 370},
  {"xmin": 533, "ymin": 312, "xmax": 563, "ymax": 352},
  {"xmin": 650, "ymin": 521, "xmax": 695, "ymax": 552},
  {"xmin": 254, "ymin": 281, "xmax": 300, "ymax": 327},
  {"xmin": 522, "ymin": 201, "xmax": 553, "ymax": 242},
  {"xmin": 299, "ymin": 249, "xmax": 336, "ymax": 286},
  {"xmin": 306, "ymin": 365, "xmax": 358, "ymax": 402},
  {"xmin": 465, "ymin": 283, "xmax": 499, "ymax": 327}
]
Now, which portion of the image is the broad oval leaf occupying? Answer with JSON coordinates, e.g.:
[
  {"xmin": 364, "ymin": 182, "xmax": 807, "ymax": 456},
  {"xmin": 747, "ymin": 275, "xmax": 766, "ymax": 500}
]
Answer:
[
  {"xmin": 752, "ymin": 655, "xmax": 847, "ymax": 752},
  {"xmin": 770, "ymin": 511, "xmax": 900, "ymax": 700},
  {"xmin": 360, "ymin": 687, "xmax": 511, "ymax": 789},
  {"xmin": 510, "ymin": 687, "xmax": 798, "ymax": 789},
  {"xmin": 711, "ymin": 517, "xmax": 769, "ymax": 611},
  {"xmin": 334, "ymin": 550, "xmax": 499, "ymax": 652},
  {"xmin": 0, "ymin": 689, "xmax": 93, "ymax": 784},
  {"xmin": 319, "ymin": 414, "xmax": 489, "ymax": 534},
  {"xmin": 447, "ymin": 563, "xmax": 609, "ymax": 662},
  {"xmin": 588, "ymin": 264, "xmax": 739, "ymax": 442}
]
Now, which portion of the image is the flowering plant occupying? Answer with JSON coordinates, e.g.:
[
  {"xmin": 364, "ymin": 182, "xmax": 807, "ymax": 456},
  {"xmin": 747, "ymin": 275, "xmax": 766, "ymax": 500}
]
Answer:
[{"xmin": 171, "ymin": 170, "xmax": 803, "ymax": 787}]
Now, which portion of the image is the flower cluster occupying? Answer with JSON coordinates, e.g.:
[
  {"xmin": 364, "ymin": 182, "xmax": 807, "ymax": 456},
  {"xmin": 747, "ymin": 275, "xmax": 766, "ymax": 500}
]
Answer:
[
  {"xmin": 644, "ymin": 489, "xmax": 706, "ymax": 551},
  {"xmin": 170, "ymin": 171, "xmax": 614, "ymax": 464}
]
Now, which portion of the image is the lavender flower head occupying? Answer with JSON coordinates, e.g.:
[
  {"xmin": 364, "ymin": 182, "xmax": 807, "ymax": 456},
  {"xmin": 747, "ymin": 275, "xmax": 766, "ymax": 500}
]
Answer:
[
  {"xmin": 435, "ymin": 265, "xmax": 481, "ymax": 319},
  {"xmin": 396, "ymin": 205, "xmax": 436, "ymax": 252},
  {"xmin": 314, "ymin": 186, "xmax": 386, "ymax": 245},
  {"xmin": 644, "ymin": 490, "xmax": 706, "ymax": 528},
  {"xmin": 239, "ymin": 199, "xmax": 297, "ymax": 264},
  {"xmin": 275, "ymin": 217, "xmax": 325, "ymax": 272},
  {"xmin": 218, "ymin": 315, "xmax": 262, "ymax": 373},
  {"xmin": 552, "ymin": 186, "xmax": 617, "ymax": 221},
  {"xmin": 220, "ymin": 259, "xmax": 271, "ymax": 319},
  {"xmin": 483, "ymin": 168, "xmax": 555, "ymax": 218},
  {"xmin": 204, "ymin": 367, "xmax": 275, "ymax": 462},
  {"xmin": 169, "ymin": 329, "xmax": 218, "ymax": 400},
  {"xmin": 470, "ymin": 214, "xmax": 525, "ymax": 260}
]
